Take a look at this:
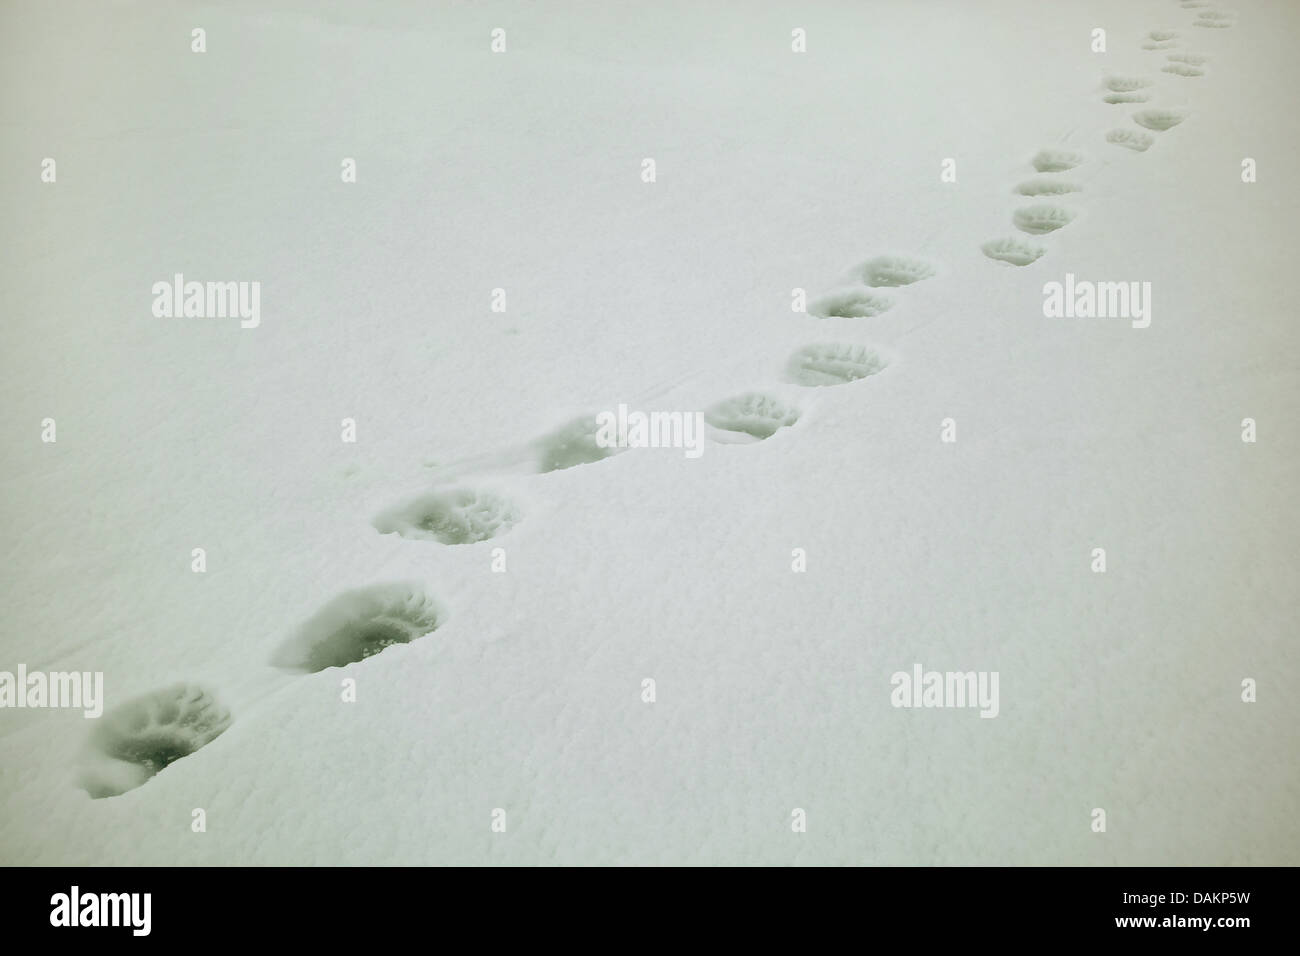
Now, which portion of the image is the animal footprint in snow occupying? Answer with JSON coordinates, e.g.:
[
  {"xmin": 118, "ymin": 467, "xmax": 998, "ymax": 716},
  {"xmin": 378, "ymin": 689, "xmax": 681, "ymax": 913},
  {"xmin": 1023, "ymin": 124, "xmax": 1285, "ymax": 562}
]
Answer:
[
  {"xmin": 1163, "ymin": 63, "xmax": 1204, "ymax": 77},
  {"xmin": 787, "ymin": 343, "xmax": 890, "ymax": 386},
  {"xmin": 860, "ymin": 256, "xmax": 935, "ymax": 288},
  {"xmin": 1193, "ymin": 11, "xmax": 1234, "ymax": 27},
  {"xmin": 1104, "ymin": 92, "xmax": 1151, "ymax": 104},
  {"xmin": 536, "ymin": 414, "xmax": 624, "ymax": 472},
  {"xmin": 271, "ymin": 582, "xmax": 445, "ymax": 673},
  {"xmin": 1013, "ymin": 204, "xmax": 1076, "ymax": 235},
  {"xmin": 1105, "ymin": 75, "xmax": 1153, "ymax": 93},
  {"xmin": 808, "ymin": 289, "xmax": 894, "ymax": 318},
  {"xmin": 374, "ymin": 488, "xmax": 519, "ymax": 544},
  {"xmin": 1167, "ymin": 53, "xmax": 1209, "ymax": 65},
  {"xmin": 1107, "ymin": 129, "xmax": 1155, "ymax": 152},
  {"xmin": 79, "ymin": 683, "xmax": 232, "ymax": 798},
  {"xmin": 1147, "ymin": 30, "xmax": 1179, "ymax": 41},
  {"xmin": 982, "ymin": 237, "xmax": 1047, "ymax": 266},
  {"xmin": 1015, "ymin": 178, "xmax": 1081, "ymax": 196},
  {"xmin": 1133, "ymin": 108, "xmax": 1188, "ymax": 131},
  {"xmin": 1142, "ymin": 41, "xmax": 1178, "ymax": 50},
  {"xmin": 1031, "ymin": 148, "xmax": 1084, "ymax": 172},
  {"xmin": 704, "ymin": 393, "xmax": 800, "ymax": 440}
]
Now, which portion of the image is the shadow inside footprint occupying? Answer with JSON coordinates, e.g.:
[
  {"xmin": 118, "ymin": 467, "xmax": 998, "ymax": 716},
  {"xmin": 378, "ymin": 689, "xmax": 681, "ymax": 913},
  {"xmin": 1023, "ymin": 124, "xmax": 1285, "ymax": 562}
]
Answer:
[
  {"xmin": 1107, "ymin": 129, "xmax": 1155, "ymax": 152},
  {"xmin": 1031, "ymin": 149, "xmax": 1084, "ymax": 173},
  {"xmin": 1015, "ymin": 178, "xmax": 1082, "ymax": 196},
  {"xmin": 272, "ymin": 583, "xmax": 444, "ymax": 673},
  {"xmin": 787, "ymin": 343, "xmax": 890, "ymax": 386},
  {"xmin": 808, "ymin": 289, "xmax": 894, "ymax": 318},
  {"xmin": 1013, "ymin": 204, "xmax": 1076, "ymax": 235},
  {"xmin": 982, "ymin": 237, "xmax": 1047, "ymax": 266},
  {"xmin": 374, "ymin": 488, "xmax": 519, "ymax": 544},
  {"xmin": 1104, "ymin": 92, "xmax": 1151, "ymax": 104},
  {"xmin": 1193, "ymin": 10, "xmax": 1233, "ymax": 26},
  {"xmin": 705, "ymin": 393, "xmax": 800, "ymax": 440},
  {"xmin": 1162, "ymin": 63, "xmax": 1204, "ymax": 77},
  {"xmin": 860, "ymin": 256, "xmax": 935, "ymax": 288},
  {"xmin": 79, "ymin": 683, "xmax": 232, "ymax": 798},
  {"xmin": 1104, "ymin": 75, "xmax": 1153, "ymax": 93},
  {"xmin": 1133, "ymin": 109, "xmax": 1188, "ymax": 131},
  {"xmin": 536, "ymin": 415, "xmax": 623, "ymax": 472}
]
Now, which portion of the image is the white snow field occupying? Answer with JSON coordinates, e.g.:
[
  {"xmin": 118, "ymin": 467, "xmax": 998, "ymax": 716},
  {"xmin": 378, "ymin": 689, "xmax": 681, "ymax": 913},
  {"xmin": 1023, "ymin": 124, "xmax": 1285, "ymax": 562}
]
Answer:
[{"xmin": 1, "ymin": 0, "xmax": 1298, "ymax": 865}]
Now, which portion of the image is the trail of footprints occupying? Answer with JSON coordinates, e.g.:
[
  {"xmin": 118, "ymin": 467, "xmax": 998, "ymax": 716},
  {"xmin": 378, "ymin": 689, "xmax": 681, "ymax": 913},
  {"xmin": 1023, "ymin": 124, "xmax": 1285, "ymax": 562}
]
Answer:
[
  {"xmin": 981, "ymin": 150, "xmax": 1079, "ymax": 266},
  {"xmin": 982, "ymin": 1, "xmax": 1235, "ymax": 267},
  {"xmin": 80, "ymin": 245, "xmax": 929, "ymax": 797},
  {"xmin": 81, "ymin": 0, "xmax": 1239, "ymax": 801}
]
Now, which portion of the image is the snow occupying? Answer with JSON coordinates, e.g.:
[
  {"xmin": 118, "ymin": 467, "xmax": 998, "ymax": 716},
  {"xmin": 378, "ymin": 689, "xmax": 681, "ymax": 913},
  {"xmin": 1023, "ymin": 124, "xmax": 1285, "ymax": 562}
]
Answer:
[{"xmin": 1, "ymin": 0, "xmax": 1297, "ymax": 864}]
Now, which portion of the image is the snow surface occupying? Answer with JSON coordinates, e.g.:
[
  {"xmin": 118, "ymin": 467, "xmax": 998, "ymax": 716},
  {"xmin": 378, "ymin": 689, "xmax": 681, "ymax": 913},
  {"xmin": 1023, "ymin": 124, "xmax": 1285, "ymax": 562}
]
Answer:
[{"xmin": 1, "ymin": 0, "xmax": 1297, "ymax": 864}]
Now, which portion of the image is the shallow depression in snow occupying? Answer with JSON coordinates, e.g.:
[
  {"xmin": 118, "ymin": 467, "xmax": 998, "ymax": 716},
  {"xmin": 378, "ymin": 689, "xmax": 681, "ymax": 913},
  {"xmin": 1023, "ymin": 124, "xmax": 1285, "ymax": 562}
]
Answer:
[
  {"xmin": 79, "ymin": 683, "xmax": 232, "ymax": 799},
  {"xmin": 704, "ymin": 393, "xmax": 801, "ymax": 440},
  {"xmin": 374, "ymin": 488, "xmax": 520, "ymax": 545},
  {"xmin": 787, "ymin": 343, "xmax": 891, "ymax": 387},
  {"xmin": 271, "ymin": 583, "xmax": 446, "ymax": 672}
]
